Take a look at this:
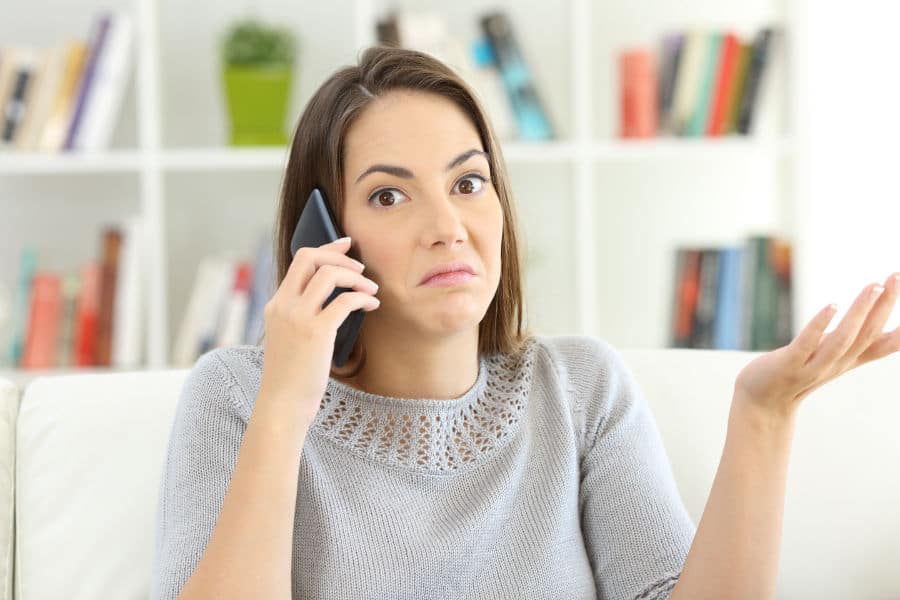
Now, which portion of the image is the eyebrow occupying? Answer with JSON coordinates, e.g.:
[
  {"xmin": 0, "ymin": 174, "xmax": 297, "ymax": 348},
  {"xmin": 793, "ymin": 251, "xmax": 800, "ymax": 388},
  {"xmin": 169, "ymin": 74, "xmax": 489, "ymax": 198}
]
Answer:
[{"xmin": 354, "ymin": 148, "xmax": 490, "ymax": 185}]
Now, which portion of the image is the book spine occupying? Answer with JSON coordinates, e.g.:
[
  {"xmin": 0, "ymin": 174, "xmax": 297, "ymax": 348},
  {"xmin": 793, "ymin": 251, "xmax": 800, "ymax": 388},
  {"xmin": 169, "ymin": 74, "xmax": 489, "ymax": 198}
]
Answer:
[
  {"xmin": 21, "ymin": 273, "xmax": 63, "ymax": 369},
  {"xmin": 64, "ymin": 13, "xmax": 112, "ymax": 151},
  {"xmin": 480, "ymin": 12, "xmax": 554, "ymax": 140},
  {"xmin": 619, "ymin": 48, "xmax": 657, "ymax": 138},
  {"xmin": 94, "ymin": 227, "xmax": 122, "ymax": 366},
  {"xmin": 736, "ymin": 28, "xmax": 773, "ymax": 135}
]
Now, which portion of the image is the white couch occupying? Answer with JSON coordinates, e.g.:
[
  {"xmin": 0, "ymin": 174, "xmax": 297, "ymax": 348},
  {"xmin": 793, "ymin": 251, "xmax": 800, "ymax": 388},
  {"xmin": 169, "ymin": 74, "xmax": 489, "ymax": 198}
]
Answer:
[{"xmin": 0, "ymin": 348, "xmax": 898, "ymax": 599}]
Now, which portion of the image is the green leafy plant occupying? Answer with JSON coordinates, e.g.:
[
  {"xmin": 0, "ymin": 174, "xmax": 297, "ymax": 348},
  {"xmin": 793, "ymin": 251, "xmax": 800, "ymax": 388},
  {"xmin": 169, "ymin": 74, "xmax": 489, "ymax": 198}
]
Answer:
[{"xmin": 221, "ymin": 20, "xmax": 296, "ymax": 66}]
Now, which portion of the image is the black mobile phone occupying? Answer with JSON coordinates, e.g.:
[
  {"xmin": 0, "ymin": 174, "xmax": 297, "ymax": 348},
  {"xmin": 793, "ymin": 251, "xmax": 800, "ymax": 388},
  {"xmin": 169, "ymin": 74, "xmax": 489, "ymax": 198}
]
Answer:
[{"xmin": 290, "ymin": 188, "xmax": 366, "ymax": 368}]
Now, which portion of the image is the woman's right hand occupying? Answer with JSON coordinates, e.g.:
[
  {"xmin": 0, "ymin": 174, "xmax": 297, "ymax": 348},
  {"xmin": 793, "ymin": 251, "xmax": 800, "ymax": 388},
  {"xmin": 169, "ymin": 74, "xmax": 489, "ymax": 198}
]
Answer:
[{"xmin": 257, "ymin": 236, "xmax": 379, "ymax": 426}]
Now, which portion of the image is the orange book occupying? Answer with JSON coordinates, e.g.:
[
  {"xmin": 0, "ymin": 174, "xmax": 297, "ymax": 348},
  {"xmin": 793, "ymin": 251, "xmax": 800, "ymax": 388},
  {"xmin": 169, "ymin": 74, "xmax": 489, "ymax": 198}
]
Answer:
[
  {"xmin": 707, "ymin": 33, "xmax": 741, "ymax": 135},
  {"xmin": 73, "ymin": 262, "xmax": 101, "ymax": 366},
  {"xmin": 619, "ymin": 49, "xmax": 658, "ymax": 138},
  {"xmin": 21, "ymin": 273, "xmax": 63, "ymax": 369},
  {"xmin": 94, "ymin": 227, "xmax": 122, "ymax": 366}
]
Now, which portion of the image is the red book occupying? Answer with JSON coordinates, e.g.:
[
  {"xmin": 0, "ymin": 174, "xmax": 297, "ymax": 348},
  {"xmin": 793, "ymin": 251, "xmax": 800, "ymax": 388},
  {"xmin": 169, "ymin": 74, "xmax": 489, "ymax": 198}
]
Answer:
[
  {"xmin": 73, "ymin": 262, "xmax": 101, "ymax": 366},
  {"xmin": 674, "ymin": 250, "xmax": 702, "ymax": 346},
  {"xmin": 707, "ymin": 32, "xmax": 741, "ymax": 136},
  {"xmin": 21, "ymin": 273, "xmax": 63, "ymax": 369},
  {"xmin": 619, "ymin": 49, "xmax": 658, "ymax": 138}
]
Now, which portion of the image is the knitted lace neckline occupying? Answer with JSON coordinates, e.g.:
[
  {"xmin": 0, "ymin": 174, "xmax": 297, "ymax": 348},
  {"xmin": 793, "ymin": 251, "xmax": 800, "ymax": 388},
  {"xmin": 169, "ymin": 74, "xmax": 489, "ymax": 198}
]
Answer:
[{"xmin": 309, "ymin": 336, "xmax": 539, "ymax": 475}]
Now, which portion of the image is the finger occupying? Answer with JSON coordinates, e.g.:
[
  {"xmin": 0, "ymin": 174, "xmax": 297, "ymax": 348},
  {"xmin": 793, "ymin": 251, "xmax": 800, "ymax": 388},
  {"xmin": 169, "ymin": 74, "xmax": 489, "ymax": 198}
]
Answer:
[
  {"xmin": 788, "ymin": 303, "xmax": 838, "ymax": 367},
  {"xmin": 855, "ymin": 325, "xmax": 900, "ymax": 366},
  {"xmin": 801, "ymin": 283, "xmax": 886, "ymax": 376},
  {"xmin": 302, "ymin": 264, "xmax": 379, "ymax": 311},
  {"xmin": 839, "ymin": 273, "xmax": 900, "ymax": 365},
  {"xmin": 276, "ymin": 239, "xmax": 362, "ymax": 302},
  {"xmin": 319, "ymin": 290, "xmax": 380, "ymax": 332}
]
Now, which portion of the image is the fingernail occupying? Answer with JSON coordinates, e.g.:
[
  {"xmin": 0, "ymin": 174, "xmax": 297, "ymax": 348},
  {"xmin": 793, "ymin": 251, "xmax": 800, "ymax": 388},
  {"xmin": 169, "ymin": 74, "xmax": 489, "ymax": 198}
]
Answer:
[
  {"xmin": 870, "ymin": 285, "xmax": 885, "ymax": 300},
  {"xmin": 352, "ymin": 259, "xmax": 365, "ymax": 271},
  {"xmin": 335, "ymin": 236, "xmax": 351, "ymax": 244}
]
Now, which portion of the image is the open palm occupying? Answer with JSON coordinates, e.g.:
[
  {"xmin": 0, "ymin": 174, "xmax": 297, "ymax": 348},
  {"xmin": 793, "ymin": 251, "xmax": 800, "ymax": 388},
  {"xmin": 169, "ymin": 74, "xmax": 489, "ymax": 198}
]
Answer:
[{"xmin": 734, "ymin": 272, "xmax": 900, "ymax": 417}]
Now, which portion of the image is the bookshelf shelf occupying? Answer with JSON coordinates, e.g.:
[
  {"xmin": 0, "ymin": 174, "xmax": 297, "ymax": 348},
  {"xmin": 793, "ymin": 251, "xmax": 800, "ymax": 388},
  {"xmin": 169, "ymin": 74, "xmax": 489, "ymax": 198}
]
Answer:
[
  {"xmin": 0, "ymin": 150, "xmax": 144, "ymax": 174},
  {"xmin": 1, "ymin": 0, "xmax": 803, "ymax": 377},
  {"xmin": 0, "ymin": 137, "xmax": 794, "ymax": 176}
]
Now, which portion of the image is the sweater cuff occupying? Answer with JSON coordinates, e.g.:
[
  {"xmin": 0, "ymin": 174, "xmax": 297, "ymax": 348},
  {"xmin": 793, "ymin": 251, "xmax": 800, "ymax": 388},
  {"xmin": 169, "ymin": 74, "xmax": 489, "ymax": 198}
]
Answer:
[{"xmin": 634, "ymin": 570, "xmax": 682, "ymax": 600}]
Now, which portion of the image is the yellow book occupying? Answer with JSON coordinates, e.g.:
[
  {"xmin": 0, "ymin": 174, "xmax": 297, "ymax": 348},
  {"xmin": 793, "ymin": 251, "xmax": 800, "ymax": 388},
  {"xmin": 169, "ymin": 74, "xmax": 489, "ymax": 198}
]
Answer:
[{"xmin": 36, "ymin": 40, "xmax": 89, "ymax": 152}]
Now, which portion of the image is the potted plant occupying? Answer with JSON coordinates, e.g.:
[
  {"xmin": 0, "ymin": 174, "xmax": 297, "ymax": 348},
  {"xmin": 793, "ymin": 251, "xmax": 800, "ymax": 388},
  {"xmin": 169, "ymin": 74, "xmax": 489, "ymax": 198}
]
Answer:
[{"xmin": 220, "ymin": 19, "xmax": 297, "ymax": 145}]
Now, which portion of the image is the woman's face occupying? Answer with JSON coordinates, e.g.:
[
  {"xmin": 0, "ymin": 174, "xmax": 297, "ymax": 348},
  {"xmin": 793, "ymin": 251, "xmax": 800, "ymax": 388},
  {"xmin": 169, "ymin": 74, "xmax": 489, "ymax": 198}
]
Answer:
[{"xmin": 340, "ymin": 89, "xmax": 504, "ymax": 338}]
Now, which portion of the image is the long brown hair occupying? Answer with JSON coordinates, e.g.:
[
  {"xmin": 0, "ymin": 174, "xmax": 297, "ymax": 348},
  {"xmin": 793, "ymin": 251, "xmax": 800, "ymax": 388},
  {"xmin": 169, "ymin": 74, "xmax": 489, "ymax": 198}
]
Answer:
[{"xmin": 269, "ymin": 45, "xmax": 533, "ymax": 378}]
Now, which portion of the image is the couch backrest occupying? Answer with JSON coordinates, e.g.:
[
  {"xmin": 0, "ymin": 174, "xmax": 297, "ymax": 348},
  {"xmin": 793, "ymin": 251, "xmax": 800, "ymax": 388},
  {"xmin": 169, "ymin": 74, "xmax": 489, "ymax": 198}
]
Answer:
[
  {"xmin": 622, "ymin": 348, "xmax": 900, "ymax": 599},
  {"xmin": 15, "ymin": 370, "xmax": 187, "ymax": 600},
  {"xmin": 9, "ymin": 349, "xmax": 900, "ymax": 599},
  {"xmin": 0, "ymin": 380, "xmax": 17, "ymax": 600}
]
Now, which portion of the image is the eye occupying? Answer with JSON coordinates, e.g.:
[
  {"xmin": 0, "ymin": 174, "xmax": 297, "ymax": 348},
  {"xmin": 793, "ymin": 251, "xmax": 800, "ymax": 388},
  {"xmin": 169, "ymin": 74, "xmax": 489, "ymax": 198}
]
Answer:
[
  {"xmin": 454, "ymin": 173, "xmax": 488, "ymax": 195},
  {"xmin": 366, "ymin": 172, "xmax": 489, "ymax": 209},
  {"xmin": 368, "ymin": 188, "xmax": 407, "ymax": 208}
]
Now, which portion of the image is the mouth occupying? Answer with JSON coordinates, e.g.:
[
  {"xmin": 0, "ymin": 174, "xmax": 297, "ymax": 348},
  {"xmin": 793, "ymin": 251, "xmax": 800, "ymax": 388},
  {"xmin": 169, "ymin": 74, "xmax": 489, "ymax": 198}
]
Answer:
[{"xmin": 418, "ymin": 261, "xmax": 476, "ymax": 286}]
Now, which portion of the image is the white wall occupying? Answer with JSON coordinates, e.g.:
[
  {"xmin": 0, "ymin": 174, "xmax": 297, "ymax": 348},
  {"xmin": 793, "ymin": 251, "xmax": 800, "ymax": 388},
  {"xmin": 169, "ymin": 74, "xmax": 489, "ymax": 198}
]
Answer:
[{"xmin": 795, "ymin": 0, "xmax": 900, "ymax": 334}]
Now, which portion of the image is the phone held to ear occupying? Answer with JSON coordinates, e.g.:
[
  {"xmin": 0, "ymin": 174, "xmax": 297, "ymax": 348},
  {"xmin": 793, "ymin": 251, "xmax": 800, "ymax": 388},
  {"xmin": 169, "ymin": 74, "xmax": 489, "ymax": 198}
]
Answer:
[{"xmin": 290, "ymin": 188, "xmax": 366, "ymax": 368}]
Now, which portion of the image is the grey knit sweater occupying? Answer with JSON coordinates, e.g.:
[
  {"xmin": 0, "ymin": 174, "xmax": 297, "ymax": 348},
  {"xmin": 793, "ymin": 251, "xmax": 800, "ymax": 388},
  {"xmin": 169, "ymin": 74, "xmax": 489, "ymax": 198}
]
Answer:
[{"xmin": 150, "ymin": 334, "xmax": 696, "ymax": 600}]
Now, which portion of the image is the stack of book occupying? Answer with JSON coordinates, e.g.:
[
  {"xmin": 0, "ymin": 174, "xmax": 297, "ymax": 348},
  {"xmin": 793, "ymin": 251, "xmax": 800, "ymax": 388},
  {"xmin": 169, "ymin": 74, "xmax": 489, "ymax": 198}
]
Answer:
[
  {"xmin": 171, "ymin": 233, "xmax": 275, "ymax": 368},
  {"xmin": 0, "ymin": 10, "xmax": 133, "ymax": 153},
  {"xmin": 620, "ymin": 26, "xmax": 779, "ymax": 138},
  {"xmin": 2, "ymin": 219, "xmax": 143, "ymax": 370},
  {"xmin": 375, "ymin": 9, "xmax": 555, "ymax": 141},
  {"xmin": 670, "ymin": 234, "xmax": 792, "ymax": 351}
]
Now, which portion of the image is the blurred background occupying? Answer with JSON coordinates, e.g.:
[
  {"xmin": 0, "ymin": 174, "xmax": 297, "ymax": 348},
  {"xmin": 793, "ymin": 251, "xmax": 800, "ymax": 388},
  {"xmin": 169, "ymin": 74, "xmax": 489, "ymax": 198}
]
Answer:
[{"xmin": 1, "ymin": 0, "xmax": 898, "ymax": 384}]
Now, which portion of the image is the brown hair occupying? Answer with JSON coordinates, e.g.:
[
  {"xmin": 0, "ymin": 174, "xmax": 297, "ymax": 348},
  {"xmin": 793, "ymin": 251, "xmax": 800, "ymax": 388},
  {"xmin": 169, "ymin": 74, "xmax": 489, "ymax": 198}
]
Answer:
[{"xmin": 268, "ymin": 45, "xmax": 533, "ymax": 378}]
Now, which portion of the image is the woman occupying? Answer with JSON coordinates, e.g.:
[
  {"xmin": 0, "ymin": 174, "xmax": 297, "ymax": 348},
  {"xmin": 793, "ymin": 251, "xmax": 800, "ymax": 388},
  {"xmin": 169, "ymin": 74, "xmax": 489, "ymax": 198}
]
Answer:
[{"xmin": 150, "ymin": 46, "xmax": 900, "ymax": 600}]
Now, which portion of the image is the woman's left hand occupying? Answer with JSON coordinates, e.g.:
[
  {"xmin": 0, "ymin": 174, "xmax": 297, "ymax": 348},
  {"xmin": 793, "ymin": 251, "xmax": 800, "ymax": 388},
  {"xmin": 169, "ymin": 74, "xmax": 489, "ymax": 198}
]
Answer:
[{"xmin": 734, "ymin": 272, "xmax": 900, "ymax": 419}]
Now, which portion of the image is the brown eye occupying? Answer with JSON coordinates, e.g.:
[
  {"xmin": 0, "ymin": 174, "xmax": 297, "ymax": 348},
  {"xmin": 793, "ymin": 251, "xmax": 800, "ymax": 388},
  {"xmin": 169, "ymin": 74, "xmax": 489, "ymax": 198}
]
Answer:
[
  {"xmin": 368, "ymin": 189, "xmax": 406, "ymax": 208},
  {"xmin": 455, "ymin": 174, "xmax": 487, "ymax": 195}
]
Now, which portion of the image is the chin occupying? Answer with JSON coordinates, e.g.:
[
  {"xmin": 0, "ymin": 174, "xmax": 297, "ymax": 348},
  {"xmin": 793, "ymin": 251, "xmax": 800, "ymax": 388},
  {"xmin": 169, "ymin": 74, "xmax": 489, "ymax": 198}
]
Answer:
[{"xmin": 425, "ymin": 301, "xmax": 489, "ymax": 331}]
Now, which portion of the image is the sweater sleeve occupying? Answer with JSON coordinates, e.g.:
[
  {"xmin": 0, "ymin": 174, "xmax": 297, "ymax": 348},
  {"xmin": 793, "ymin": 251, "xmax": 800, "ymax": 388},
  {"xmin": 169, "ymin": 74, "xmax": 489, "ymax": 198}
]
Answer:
[
  {"xmin": 149, "ymin": 349, "xmax": 250, "ymax": 600},
  {"xmin": 570, "ymin": 337, "xmax": 696, "ymax": 600}
]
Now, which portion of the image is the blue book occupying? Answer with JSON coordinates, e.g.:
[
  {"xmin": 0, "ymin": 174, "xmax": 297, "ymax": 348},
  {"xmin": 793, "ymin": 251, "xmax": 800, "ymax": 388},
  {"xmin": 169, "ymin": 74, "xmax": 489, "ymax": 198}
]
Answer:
[{"xmin": 713, "ymin": 246, "xmax": 743, "ymax": 349}]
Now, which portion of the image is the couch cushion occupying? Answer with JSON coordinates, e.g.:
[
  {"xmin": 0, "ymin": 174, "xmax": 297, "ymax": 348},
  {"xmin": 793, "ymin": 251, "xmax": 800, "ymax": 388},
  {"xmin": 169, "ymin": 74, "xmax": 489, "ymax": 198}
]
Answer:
[
  {"xmin": 621, "ymin": 348, "xmax": 900, "ymax": 600},
  {"xmin": 15, "ymin": 369, "xmax": 187, "ymax": 599},
  {"xmin": 0, "ymin": 379, "xmax": 17, "ymax": 600}
]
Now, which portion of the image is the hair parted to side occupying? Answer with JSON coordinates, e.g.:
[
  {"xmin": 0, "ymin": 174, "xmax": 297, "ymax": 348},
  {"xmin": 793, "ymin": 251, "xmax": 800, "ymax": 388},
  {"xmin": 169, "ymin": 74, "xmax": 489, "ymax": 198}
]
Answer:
[{"xmin": 267, "ymin": 45, "xmax": 533, "ymax": 378}]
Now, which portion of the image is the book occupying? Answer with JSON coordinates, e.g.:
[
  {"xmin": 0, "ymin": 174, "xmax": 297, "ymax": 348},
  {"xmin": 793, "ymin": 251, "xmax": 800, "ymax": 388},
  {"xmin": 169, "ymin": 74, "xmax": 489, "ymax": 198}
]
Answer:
[
  {"xmin": 7, "ymin": 247, "xmax": 38, "ymax": 366},
  {"xmin": 706, "ymin": 32, "xmax": 741, "ymax": 136},
  {"xmin": 619, "ymin": 48, "xmax": 657, "ymax": 138},
  {"xmin": 657, "ymin": 33, "xmax": 684, "ymax": 135},
  {"xmin": 37, "ymin": 40, "xmax": 89, "ymax": 151},
  {"xmin": 736, "ymin": 27, "xmax": 775, "ymax": 135},
  {"xmin": 94, "ymin": 226, "xmax": 122, "ymax": 366},
  {"xmin": 243, "ymin": 234, "xmax": 275, "ymax": 346},
  {"xmin": 692, "ymin": 248, "xmax": 721, "ymax": 348},
  {"xmin": 21, "ymin": 273, "xmax": 63, "ymax": 369},
  {"xmin": 1, "ymin": 49, "xmax": 38, "ymax": 145},
  {"xmin": 685, "ymin": 32, "xmax": 722, "ymax": 137},
  {"xmin": 73, "ymin": 262, "xmax": 101, "ymax": 366},
  {"xmin": 111, "ymin": 217, "xmax": 143, "ymax": 368},
  {"xmin": 71, "ymin": 11, "xmax": 133, "ymax": 150},
  {"xmin": 64, "ymin": 13, "xmax": 112, "ymax": 151},
  {"xmin": 671, "ymin": 248, "xmax": 701, "ymax": 347},
  {"xmin": 669, "ymin": 30, "xmax": 706, "ymax": 135},
  {"xmin": 712, "ymin": 246, "xmax": 743, "ymax": 349},
  {"xmin": 480, "ymin": 11, "xmax": 555, "ymax": 140}
]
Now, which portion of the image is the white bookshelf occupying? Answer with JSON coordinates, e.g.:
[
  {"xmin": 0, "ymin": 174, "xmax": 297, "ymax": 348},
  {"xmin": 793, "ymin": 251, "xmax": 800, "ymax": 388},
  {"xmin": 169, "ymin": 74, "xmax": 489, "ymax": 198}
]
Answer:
[{"xmin": 0, "ymin": 0, "xmax": 802, "ymax": 384}]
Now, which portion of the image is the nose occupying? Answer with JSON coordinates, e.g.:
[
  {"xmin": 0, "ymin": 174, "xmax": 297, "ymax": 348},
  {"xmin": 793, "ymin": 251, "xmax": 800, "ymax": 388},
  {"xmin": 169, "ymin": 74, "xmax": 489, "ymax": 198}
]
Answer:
[{"xmin": 420, "ymin": 192, "xmax": 468, "ymax": 248}]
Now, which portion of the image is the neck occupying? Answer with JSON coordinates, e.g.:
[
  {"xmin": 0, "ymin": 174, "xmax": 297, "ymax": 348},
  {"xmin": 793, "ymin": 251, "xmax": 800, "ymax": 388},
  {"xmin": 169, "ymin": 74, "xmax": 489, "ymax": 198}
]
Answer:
[{"xmin": 336, "ymin": 324, "xmax": 480, "ymax": 400}]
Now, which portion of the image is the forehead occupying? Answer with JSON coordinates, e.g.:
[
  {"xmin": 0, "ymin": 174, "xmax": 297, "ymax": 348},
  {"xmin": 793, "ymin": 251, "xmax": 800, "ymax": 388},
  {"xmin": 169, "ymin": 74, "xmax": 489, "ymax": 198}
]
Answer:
[{"xmin": 343, "ymin": 91, "xmax": 483, "ymax": 172}]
